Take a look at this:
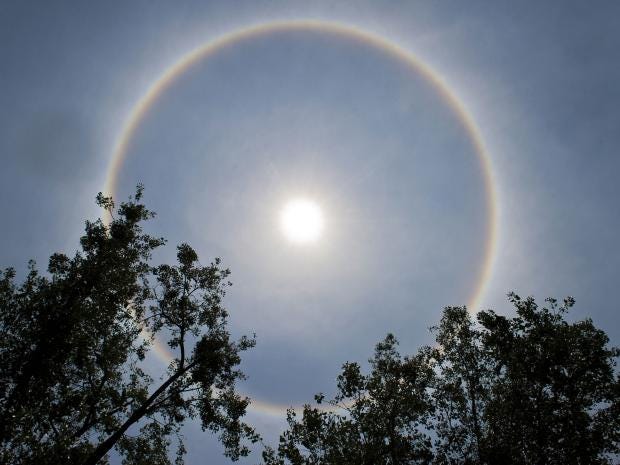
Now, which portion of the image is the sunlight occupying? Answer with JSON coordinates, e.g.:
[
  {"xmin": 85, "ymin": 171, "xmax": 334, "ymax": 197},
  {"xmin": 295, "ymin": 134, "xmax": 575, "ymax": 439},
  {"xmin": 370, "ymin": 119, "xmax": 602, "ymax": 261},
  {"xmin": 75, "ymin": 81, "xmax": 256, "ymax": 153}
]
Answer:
[{"xmin": 280, "ymin": 198, "xmax": 324, "ymax": 244}]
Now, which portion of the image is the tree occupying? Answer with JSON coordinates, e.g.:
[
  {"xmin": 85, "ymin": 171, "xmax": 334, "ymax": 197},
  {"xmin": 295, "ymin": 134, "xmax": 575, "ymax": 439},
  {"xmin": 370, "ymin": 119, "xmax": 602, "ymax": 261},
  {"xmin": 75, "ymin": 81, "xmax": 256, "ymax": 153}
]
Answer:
[
  {"xmin": 262, "ymin": 335, "xmax": 435, "ymax": 465},
  {"xmin": 264, "ymin": 296, "xmax": 619, "ymax": 465},
  {"xmin": 430, "ymin": 306, "xmax": 492, "ymax": 465},
  {"xmin": 0, "ymin": 187, "xmax": 258, "ymax": 465},
  {"xmin": 477, "ymin": 293, "xmax": 619, "ymax": 464}
]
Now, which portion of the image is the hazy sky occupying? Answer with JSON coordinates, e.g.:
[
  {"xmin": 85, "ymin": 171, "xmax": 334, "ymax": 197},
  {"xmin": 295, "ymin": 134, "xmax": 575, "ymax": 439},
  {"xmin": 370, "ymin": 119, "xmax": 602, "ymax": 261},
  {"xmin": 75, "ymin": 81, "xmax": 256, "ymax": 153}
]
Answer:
[{"xmin": 1, "ymin": 1, "xmax": 619, "ymax": 464}]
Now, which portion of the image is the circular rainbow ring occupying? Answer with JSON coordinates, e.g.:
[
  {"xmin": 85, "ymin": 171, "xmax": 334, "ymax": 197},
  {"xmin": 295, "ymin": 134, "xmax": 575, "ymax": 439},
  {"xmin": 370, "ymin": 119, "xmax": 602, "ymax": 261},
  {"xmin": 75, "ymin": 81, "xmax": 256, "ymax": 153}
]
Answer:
[{"xmin": 104, "ymin": 20, "xmax": 499, "ymax": 418}]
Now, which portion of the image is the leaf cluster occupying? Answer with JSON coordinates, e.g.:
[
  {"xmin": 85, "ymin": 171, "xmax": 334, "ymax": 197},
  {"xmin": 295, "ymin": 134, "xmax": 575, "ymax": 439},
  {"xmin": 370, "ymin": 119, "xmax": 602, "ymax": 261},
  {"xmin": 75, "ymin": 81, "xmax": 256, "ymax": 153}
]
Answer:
[
  {"xmin": 0, "ymin": 188, "xmax": 258, "ymax": 465},
  {"xmin": 264, "ymin": 295, "xmax": 619, "ymax": 465}
]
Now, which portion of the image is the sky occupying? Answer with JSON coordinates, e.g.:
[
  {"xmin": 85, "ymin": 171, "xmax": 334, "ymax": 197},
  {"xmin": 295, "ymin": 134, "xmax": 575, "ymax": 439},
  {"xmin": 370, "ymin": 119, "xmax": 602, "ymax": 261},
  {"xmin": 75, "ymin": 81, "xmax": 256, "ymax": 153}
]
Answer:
[{"xmin": 1, "ymin": 1, "xmax": 619, "ymax": 464}]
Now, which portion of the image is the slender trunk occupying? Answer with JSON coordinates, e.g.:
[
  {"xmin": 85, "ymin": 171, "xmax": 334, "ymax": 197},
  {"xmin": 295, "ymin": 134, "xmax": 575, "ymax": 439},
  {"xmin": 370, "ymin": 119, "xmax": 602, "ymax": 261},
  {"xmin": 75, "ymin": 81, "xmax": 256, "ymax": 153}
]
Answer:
[
  {"xmin": 81, "ymin": 362, "xmax": 193, "ymax": 465},
  {"xmin": 468, "ymin": 376, "xmax": 483, "ymax": 463},
  {"xmin": 388, "ymin": 399, "xmax": 399, "ymax": 465}
]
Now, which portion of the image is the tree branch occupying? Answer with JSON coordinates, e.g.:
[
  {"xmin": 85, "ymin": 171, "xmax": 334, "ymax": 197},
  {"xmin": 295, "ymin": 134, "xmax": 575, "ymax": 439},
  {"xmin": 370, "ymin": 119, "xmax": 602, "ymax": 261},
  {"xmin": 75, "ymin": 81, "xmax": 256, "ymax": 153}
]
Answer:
[{"xmin": 81, "ymin": 360, "xmax": 196, "ymax": 465}]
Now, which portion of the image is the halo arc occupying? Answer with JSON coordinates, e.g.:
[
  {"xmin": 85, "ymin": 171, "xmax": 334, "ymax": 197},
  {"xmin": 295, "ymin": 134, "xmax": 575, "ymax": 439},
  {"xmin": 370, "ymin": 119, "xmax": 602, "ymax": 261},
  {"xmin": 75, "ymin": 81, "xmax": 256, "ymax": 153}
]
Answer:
[{"xmin": 104, "ymin": 19, "xmax": 499, "ymax": 418}]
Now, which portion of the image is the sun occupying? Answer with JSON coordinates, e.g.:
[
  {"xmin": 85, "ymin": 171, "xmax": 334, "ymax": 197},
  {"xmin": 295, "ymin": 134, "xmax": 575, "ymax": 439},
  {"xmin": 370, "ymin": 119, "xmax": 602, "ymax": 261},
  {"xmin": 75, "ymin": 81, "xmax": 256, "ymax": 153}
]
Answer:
[{"xmin": 280, "ymin": 199, "xmax": 324, "ymax": 244}]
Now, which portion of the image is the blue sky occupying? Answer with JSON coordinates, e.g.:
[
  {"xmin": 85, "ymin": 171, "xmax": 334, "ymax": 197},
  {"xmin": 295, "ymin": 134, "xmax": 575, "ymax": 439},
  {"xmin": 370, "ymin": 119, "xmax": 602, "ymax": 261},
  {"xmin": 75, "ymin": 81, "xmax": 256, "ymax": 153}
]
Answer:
[{"xmin": 1, "ymin": 1, "xmax": 619, "ymax": 464}]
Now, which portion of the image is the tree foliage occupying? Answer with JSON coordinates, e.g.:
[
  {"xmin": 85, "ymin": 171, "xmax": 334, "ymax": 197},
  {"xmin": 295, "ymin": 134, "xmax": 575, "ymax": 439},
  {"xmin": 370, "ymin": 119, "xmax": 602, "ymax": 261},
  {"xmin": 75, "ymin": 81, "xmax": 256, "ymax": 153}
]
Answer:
[
  {"xmin": 476, "ymin": 294, "xmax": 619, "ymax": 464},
  {"xmin": 263, "ymin": 335, "xmax": 435, "ymax": 465},
  {"xmin": 264, "ymin": 295, "xmax": 619, "ymax": 465},
  {"xmin": 0, "ymin": 187, "xmax": 258, "ymax": 465}
]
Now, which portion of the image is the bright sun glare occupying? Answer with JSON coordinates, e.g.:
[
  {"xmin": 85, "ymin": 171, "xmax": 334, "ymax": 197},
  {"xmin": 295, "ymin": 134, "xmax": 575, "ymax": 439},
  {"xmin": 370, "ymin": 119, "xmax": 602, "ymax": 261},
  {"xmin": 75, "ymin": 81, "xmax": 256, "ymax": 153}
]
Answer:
[{"xmin": 280, "ymin": 199, "xmax": 324, "ymax": 244}]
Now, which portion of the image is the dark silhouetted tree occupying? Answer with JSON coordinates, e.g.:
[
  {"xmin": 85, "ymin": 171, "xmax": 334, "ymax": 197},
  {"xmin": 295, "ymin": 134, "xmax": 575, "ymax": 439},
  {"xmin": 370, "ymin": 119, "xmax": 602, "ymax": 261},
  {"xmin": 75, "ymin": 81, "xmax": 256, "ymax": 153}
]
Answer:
[
  {"xmin": 0, "ymin": 187, "xmax": 258, "ymax": 465},
  {"xmin": 264, "ymin": 296, "xmax": 619, "ymax": 465},
  {"xmin": 476, "ymin": 293, "xmax": 619, "ymax": 464},
  {"xmin": 262, "ymin": 335, "xmax": 435, "ymax": 465},
  {"xmin": 430, "ymin": 306, "xmax": 492, "ymax": 465}
]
